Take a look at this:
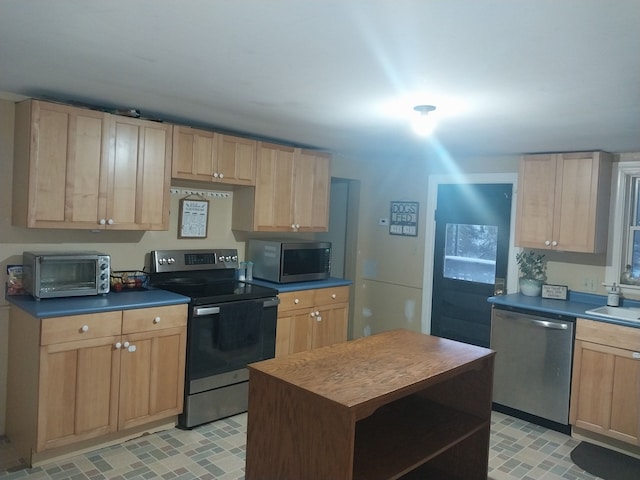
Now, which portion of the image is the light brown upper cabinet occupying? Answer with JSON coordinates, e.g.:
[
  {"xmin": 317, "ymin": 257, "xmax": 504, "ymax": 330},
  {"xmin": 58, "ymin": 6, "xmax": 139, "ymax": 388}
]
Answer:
[
  {"xmin": 172, "ymin": 125, "xmax": 256, "ymax": 185},
  {"xmin": 515, "ymin": 151, "xmax": 612, "ymax": 253},
  {"xmin": 232, "ymin": 142, "xmax": 331, "ymax": 232},
  {"xmin": 12, "ymin": 100, "xmax": 172, "ymax": 230}
]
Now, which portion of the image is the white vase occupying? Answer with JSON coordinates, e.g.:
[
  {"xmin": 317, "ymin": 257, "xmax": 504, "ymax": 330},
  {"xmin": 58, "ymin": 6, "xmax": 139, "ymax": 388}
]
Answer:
[{"xmin": 519, "ymin": 278, "xmax": 542, "ymax": 296}]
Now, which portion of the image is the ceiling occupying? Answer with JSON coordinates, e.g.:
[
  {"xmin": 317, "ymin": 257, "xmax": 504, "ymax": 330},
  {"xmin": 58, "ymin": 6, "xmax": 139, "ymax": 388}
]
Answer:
[{"xmin": 1, "ymin": 0, "xmax": 639, "ymax": 159}]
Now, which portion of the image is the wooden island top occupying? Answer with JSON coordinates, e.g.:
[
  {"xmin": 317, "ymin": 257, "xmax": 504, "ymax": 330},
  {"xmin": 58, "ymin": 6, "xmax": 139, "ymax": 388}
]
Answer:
[{"xmin": 246, "ymin": 329, "xmax": 495, "ymax": 480}]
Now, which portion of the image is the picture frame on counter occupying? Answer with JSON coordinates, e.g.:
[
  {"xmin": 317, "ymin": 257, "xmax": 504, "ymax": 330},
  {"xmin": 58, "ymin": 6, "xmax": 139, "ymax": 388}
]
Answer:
[
  {"xmin": 178, "ymin": 196, "xmax": 209, "ymax": 238},
  {"xmin": 541, "ymin": 284, "xmax": 568, "ymax": 300}
]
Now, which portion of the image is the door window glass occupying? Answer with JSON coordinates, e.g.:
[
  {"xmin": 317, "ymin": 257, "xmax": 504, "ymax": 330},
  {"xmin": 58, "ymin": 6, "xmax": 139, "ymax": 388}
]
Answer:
[{"xmin": 443, "ymin": 223, "xmax": 498, "ymax": 284}]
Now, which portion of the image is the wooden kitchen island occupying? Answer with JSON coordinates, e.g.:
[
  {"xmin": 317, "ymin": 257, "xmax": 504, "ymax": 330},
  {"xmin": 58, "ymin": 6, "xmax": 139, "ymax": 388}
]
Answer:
[{"xmin": 245, "ymin": 329, "xmax": 495, "ymax": 480}]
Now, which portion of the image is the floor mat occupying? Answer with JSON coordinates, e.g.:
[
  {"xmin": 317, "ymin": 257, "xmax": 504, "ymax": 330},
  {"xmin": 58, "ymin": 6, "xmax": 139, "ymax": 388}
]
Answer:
[{"xmin": 570, "ymin": 441, "xmax": 640, "ymax": 480}]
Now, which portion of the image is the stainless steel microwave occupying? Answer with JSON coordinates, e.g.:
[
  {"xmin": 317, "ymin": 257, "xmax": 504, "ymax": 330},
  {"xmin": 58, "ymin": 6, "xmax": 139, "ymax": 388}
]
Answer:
[
  {"xmin": 23, "ymin": 251, "xmax": 111, "ymax": 299},
  {"xmin": 248, "ymin": 240, "xmax": 331, "ymax": 283}
]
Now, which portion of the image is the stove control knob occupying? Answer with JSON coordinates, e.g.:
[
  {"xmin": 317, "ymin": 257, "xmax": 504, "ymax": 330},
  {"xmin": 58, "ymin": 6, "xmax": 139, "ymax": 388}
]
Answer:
[
  {"xmin": 168, "ymin": 257, "xmax": 175, "ymax": 264},
  {"xmin": 231, "ymin": 255, "xmax": 238, "ymax": 262}
]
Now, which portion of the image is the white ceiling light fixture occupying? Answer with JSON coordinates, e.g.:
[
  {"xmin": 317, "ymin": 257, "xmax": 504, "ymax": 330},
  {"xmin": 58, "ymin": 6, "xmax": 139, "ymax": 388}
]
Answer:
[{"xmin": 412, "ymin": 104, "xmax": 437, "ymax": 136}]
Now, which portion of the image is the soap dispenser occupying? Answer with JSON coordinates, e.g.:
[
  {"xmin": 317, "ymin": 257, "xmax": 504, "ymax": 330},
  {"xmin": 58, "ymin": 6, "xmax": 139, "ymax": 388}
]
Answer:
[{"xmin": 607, "ymin": 283, "xmax": 620, "ymax": 307}]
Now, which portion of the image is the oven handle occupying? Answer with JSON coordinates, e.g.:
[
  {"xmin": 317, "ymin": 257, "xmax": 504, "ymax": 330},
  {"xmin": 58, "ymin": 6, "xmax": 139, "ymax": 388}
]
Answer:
[
  {"xmin": 263, "ymin": 297, "xmax": 280, "ymax": 308},
  {"xmin": 193, "ymin": 297, "xmax": 280, "ymax": 317},
  {"xmin": 194, "ymin": 306, "xmax": 221, "ymax": 316}
]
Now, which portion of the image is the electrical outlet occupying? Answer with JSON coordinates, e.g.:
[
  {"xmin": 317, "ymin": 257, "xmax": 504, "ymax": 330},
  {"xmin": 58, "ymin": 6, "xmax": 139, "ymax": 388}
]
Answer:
[{"xmin": 582, "ymin": 277, "xmax": 597, "ymax": 292}]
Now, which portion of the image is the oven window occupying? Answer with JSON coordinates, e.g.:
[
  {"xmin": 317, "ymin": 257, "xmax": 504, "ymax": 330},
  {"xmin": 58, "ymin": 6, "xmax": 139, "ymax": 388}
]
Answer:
[
  {"xmin": 39, "ymin": 258, "xmax": 98, "ymax": 292},
  {"xmin": 188, "ymin": 300, "xmax": 276, "ymax": 380}
]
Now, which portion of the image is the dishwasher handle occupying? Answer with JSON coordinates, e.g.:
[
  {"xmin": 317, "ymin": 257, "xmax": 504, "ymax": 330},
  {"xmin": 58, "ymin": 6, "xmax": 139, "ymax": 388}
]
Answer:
[
  {"xmin": 526, "ymin": 318, "xmax": 568, "ymax": 330},
  {"xmin": 494, "ymin": 308, "xmax": 571, "ymax": 330}
]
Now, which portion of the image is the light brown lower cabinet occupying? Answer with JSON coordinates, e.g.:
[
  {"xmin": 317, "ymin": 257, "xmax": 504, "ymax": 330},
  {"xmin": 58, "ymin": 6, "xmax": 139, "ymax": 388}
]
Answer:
[
  {"xmin": 275, "ymin": 286, "xmax": 349, "ymax": 357},
  {"xmin": 570, "ymin": 319, "xmax": 640, "ymax": 445},
  {"xmin": 7, "ymin": 304, "xmax": 187, "ymax": 464}
]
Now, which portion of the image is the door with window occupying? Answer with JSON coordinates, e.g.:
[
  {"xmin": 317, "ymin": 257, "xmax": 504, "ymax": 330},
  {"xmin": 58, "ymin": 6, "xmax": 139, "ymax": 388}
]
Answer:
[{"xmin": 431, "ymin": 184, "xmax": 512, "ymax": 347}]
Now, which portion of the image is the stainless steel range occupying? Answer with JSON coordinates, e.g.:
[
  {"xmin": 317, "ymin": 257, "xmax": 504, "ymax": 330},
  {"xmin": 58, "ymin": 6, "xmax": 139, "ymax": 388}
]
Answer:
[{"xmin": 149, "ymin": 249, "xmax": 279, "ymax": 429}]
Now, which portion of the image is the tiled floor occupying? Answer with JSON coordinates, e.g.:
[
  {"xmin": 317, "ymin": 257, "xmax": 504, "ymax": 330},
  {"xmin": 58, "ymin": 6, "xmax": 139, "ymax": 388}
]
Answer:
[{"xmin": 0, "ymin": 411, "xmax": 610, "ymax": 479}]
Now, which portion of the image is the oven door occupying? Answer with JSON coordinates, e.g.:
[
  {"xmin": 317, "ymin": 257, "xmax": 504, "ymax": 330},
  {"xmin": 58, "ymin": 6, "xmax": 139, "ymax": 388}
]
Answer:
[{"xmin": 187, "ymin": 297, "xmax": 278, "ymax": 394}]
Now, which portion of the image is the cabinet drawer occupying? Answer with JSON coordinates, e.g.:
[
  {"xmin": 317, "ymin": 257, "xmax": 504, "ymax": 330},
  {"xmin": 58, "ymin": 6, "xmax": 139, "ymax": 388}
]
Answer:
[
  {"xmin": 314, "ymin": 286, "xmax": 349, "ymax": 305},
  {"xmin": 41, "ymin": 311, "xmax": 122, "ymax": 345},
  {"xmin": 122, "ymin": 304, "xmax": 187, "ymax": 334},
  {"xmin": 278, "ymin": 290, "xmax": 316, "ymax": 312},
  {"xmin": 576, "ymin": 318, "xmax": 640, "ymax": 351}
]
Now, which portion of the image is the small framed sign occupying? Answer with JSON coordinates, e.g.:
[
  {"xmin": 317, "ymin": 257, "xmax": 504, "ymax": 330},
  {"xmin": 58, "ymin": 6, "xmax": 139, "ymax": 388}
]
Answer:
[
  {"xmin": 542, "ymin": 284, "xmax": 568, "ymax": 300},
  {"xmin": 178, "ymin": 196, "xmax": 209, "ymax": 238},
  {"xmin": 389, "ymin": 201, "xmax": 419, "ymax": 236}
]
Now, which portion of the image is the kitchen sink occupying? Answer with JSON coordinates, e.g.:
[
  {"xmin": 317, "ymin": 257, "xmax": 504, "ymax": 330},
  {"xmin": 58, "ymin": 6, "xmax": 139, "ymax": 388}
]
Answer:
[{"xmin": 585, "ymin": 305, "xmax": 640, "ymax": 322}]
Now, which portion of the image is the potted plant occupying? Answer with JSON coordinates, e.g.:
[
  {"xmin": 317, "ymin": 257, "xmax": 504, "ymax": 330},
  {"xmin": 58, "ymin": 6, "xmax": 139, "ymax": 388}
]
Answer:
[{"xmin": 516, "ymin": 250, "xmax": 546, "ymax": 296}]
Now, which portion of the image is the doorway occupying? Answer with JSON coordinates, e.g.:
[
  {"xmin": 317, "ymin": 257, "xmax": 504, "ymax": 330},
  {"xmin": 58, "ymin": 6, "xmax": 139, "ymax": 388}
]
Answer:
[
  {"xmin": 315, "ymin": 177, "xmax": 360, "ymax": 338},
  {"xmin": 421, "ymin": 173, "xmax": 518, "ymax": 343}
]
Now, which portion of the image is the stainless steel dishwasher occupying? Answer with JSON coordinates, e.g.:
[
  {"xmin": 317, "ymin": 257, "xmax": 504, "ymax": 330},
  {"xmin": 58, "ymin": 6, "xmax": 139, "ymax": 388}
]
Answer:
[{"xmin": 490, "ymin": 306, "xmax": 575, "ymax": 431}]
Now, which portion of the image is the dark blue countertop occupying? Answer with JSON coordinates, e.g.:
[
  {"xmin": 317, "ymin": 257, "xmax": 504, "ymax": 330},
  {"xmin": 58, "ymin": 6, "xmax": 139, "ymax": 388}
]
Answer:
[
  {"xmin": 248, "ymin": 277, "xmax": 352, "ymax": 293},
  {"xmin": 488, "ymin": 292, "xmax": 640, "ymax": 328},
  {"xmin": 5, "ymin": 289, "xmax": 190, "ymax": 319}
]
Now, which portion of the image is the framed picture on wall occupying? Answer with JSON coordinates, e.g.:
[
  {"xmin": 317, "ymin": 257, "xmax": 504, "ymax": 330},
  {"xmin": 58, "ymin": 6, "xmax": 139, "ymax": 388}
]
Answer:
[
  {"xmin": 178, "ymin": 196, "xmax": 209, "ymax": 238},
  {"xmin": 389, "ymin": 201, "xmax": 419, "ymax": 236}
]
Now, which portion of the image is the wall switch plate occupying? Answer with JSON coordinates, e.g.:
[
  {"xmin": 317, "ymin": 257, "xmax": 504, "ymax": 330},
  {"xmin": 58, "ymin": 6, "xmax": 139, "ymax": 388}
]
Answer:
[{"xmin": 378, "ymin": 218, "xmax": 389, "ymax": 226}]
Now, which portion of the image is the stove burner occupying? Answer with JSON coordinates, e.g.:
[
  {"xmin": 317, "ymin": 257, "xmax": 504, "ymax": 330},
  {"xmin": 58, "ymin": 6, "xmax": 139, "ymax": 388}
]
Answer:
[{"xmin": 149, "ymin": 248, "xmax": 278, "ymax": 304}]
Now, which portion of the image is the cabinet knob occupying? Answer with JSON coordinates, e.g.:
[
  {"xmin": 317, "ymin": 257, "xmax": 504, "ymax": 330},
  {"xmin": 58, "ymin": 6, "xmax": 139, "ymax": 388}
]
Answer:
[
  {"xmin": 115, "ymin": 342, "xmax": 122, "ymax": 349},
  {"xmin": 99, "ymin": 218, "xmax": 106, "ymax": 225},
  {"xmin": 81, "ymin": 325, "xmax": 89, "ymax": 333},
  {"xmin": 545, "ymin": 240, "xmax": 551, "ymax": 246},
  {"xmin": 294, "ymin": 298, "xmax": 299, "ymax": 304},
  {"xmin": 331, "ymin": 294, "xmax": 337, "ymax": 299},
  {"xmin": 551, "ymin": 240, "xmax": 558, "ymax": 247},
  {"xmin": 127, "ymin": 344, "xmax": 137, "ymax": 353},
  {"xmin": 633, "ymin": 352, "xmax": 640, "ymax": 359},
  {"xmin": 310, "ymin": 311, "xmax": 316, "ymax": 317},
  {"xmin": 107, "ymin": 218, "xmax": 114, "ymax": 225},
  {"xmin": 213, "ymin": 172, "xmax": 219, "ymax": 178},
  {"xmin": 123, "ymin": 341, "xmax": 130, "ymax": 348},
  {"xmin": 219, "ymin": 173, "xmax": 224, "ymax": 179},
  {"xmin": 153, "ymin": 316, "xmax": 161, "ymax": 324}
]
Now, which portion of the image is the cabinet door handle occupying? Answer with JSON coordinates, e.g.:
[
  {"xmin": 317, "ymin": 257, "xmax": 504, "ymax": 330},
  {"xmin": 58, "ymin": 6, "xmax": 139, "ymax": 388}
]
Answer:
[
  {"xmin": 107, "ymin": 218, "xmax": 114, "ymax": 225},
  {"xmin": 115, "ymin": 342, "xmax": 122, "ymax": 349},
  {"xmin": 545, "ymin": 240, "xmax": 551, "ymax": 246},
  {"xmin": 99, "ymin": 218, "xmax": 106, "ymax": 225},
  {"xmin": 81, "ymin": 325, "xmax": 89, "ymax": 333},
  {"xmin": 633, "ymin": 352, "xmax": 640, "ymax": 359},
  {"xmin": 294, "ymin": 298, "xmax": 300, "ymax": 304},
  {"xmin": 331, "ymin": 294, "xmax": 337, "ymax": 299},
  {"xmin": 123, "ymin": 341, "xmax": 130, "ymax": 348},
  {"xmin": 153, "ymin": 316, "xmax": 161, "ymax": 324},
  {"xmin": 127, "ymin": 344, "xmax": 137, "ymax": 353},
  {"xmin": 551, "ymin": 240, "xmax": 558, "ymax": 247}
]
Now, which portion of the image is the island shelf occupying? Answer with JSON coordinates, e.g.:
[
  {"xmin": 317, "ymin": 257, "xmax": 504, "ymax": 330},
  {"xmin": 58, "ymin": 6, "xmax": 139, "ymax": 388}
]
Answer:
[{"xmin": 245, "ymin": 329, "xmax": 495, "ymax": 480}]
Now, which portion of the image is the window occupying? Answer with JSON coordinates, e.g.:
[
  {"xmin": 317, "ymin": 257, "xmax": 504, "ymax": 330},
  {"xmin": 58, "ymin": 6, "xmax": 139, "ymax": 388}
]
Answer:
[
  {"xmin": 443, "ymin": 223, "xmax": 498, "ymax": 284},
  {"xmin": 607, "ymin": 161, "xmax": 640, "ymax": 289},
  {"xmin": 621, "ymin": 175, "xmax": 640, "ymax": 284}
]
